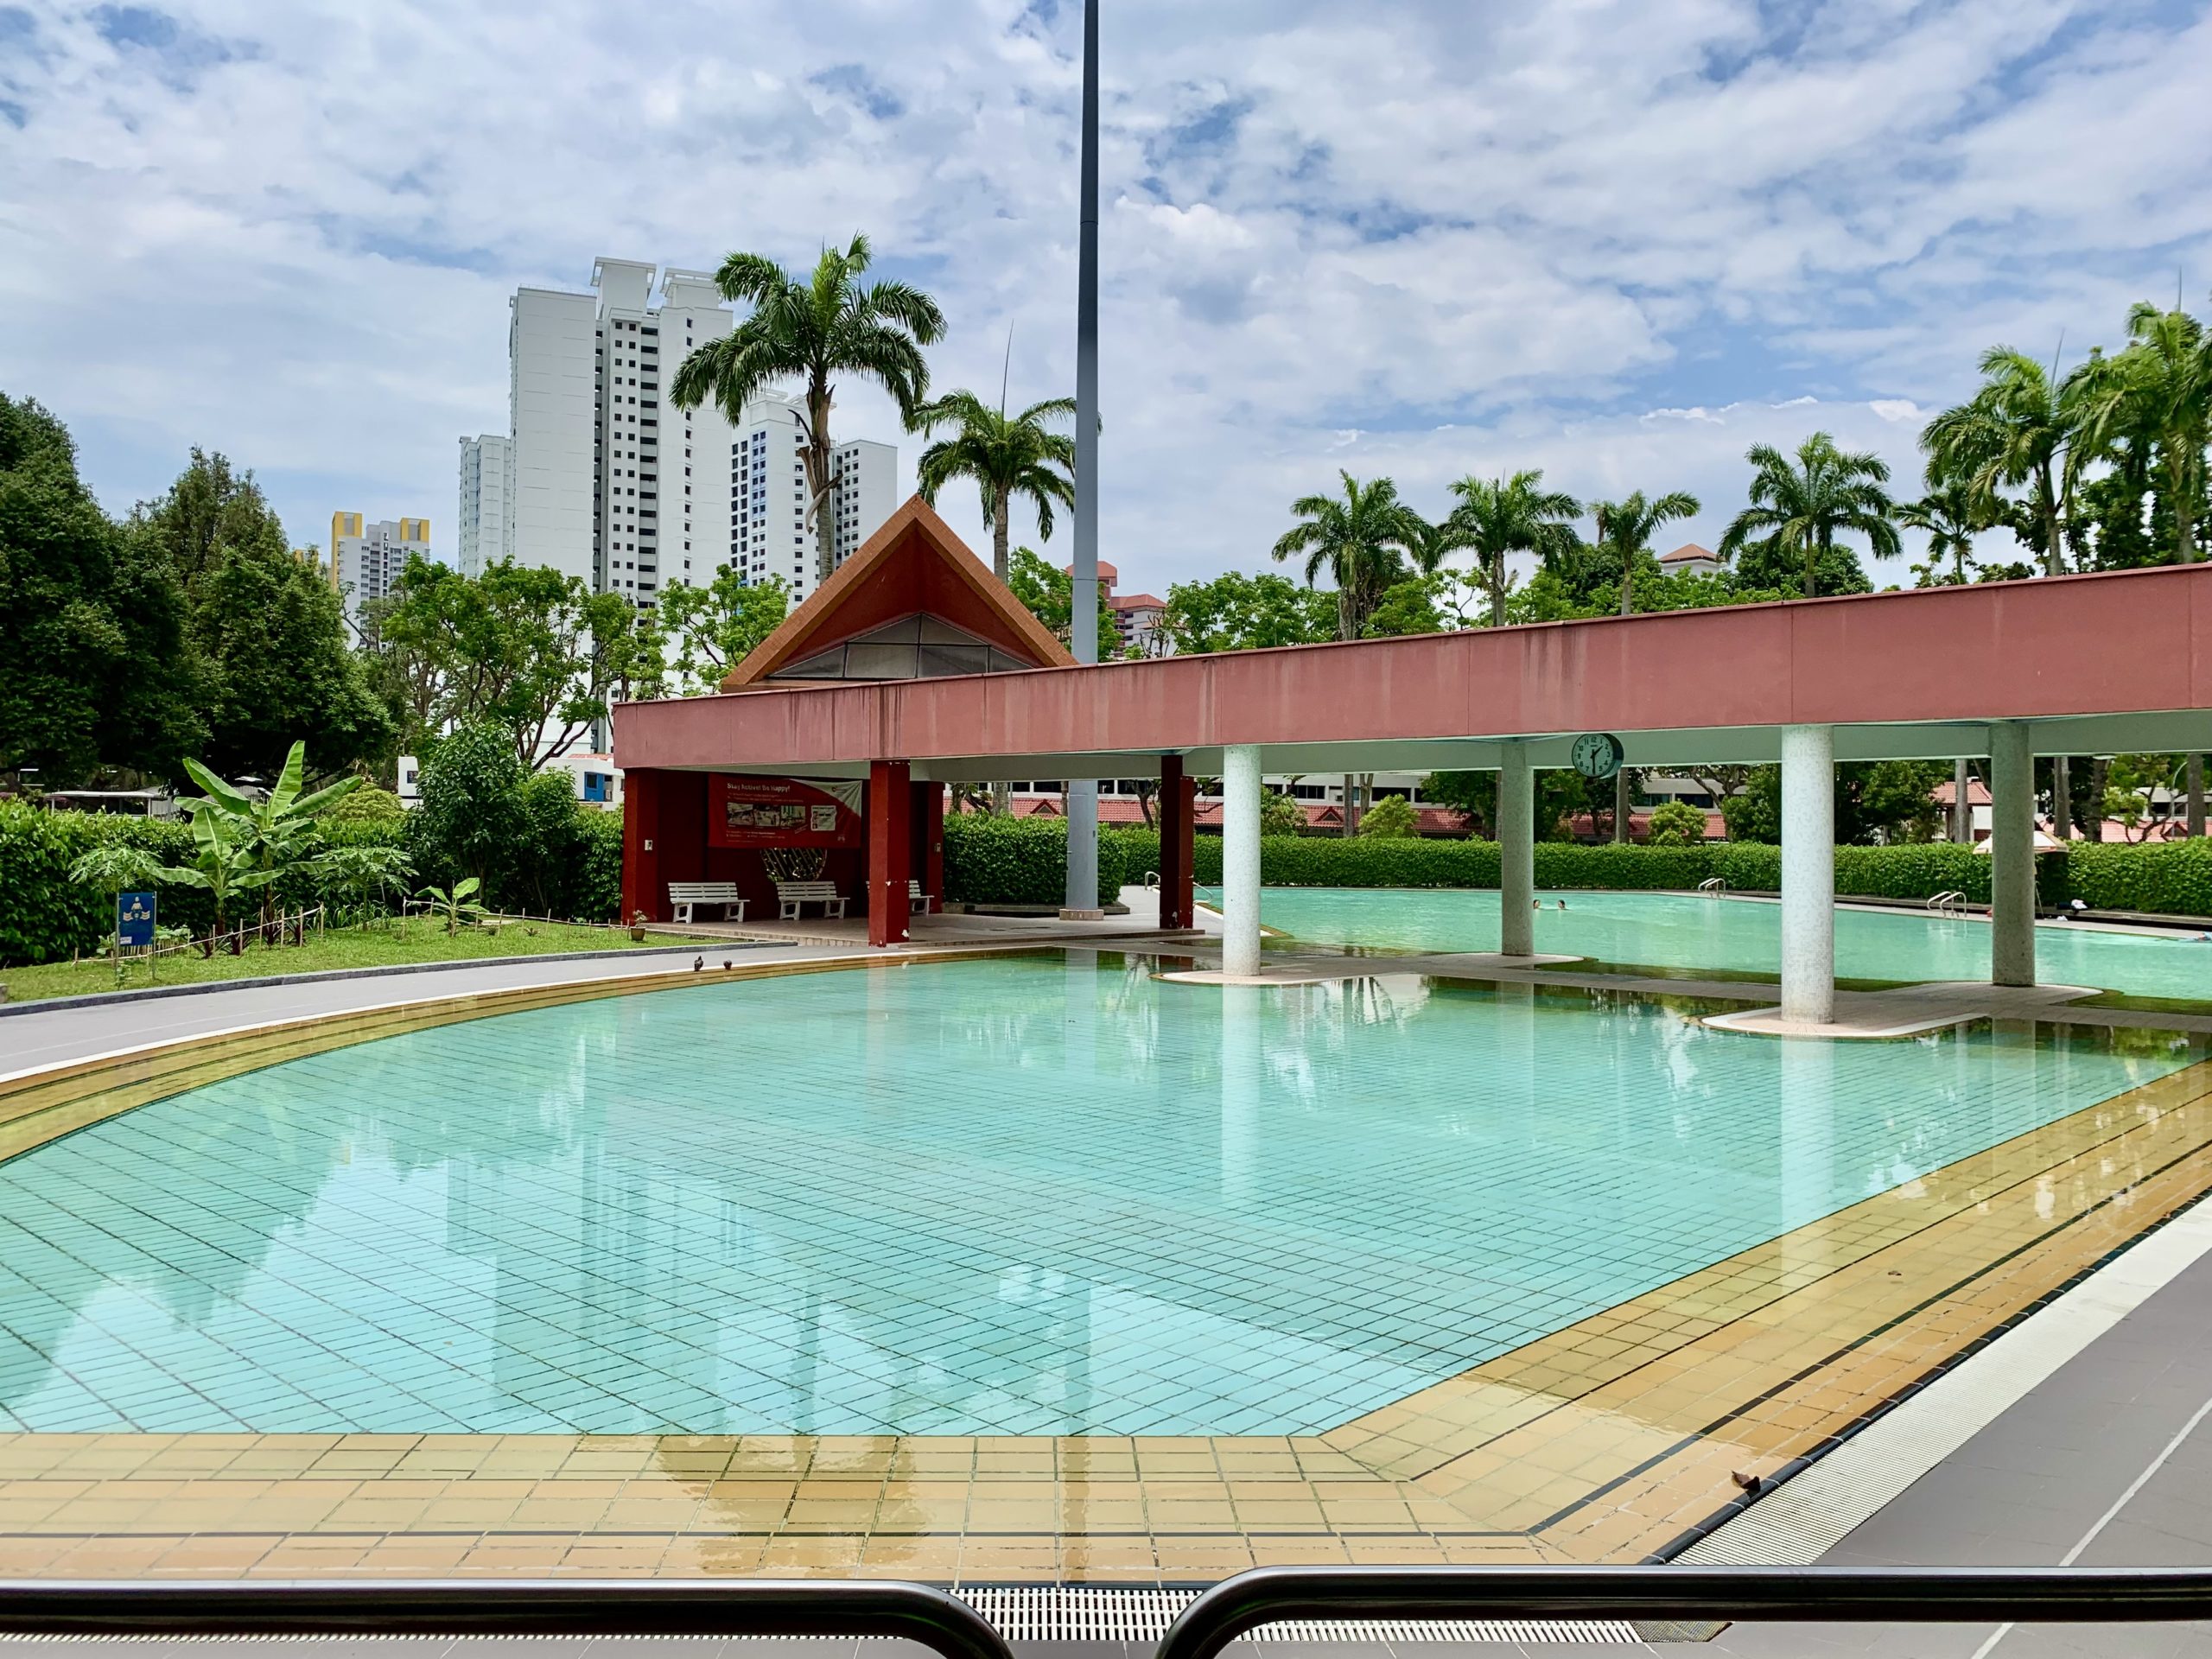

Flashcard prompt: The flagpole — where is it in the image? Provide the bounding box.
[1063,0,1102,918]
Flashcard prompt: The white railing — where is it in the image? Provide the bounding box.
[1926,890,1966,916]
[1697,877,1728,896]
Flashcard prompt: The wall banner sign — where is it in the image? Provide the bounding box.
[707,776,865,849]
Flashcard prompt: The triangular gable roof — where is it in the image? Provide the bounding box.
[1660,542,1718,564]
[722,495,1076,690]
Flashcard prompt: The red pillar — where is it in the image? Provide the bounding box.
[621,767,663,925]
[1160,755,1197,929]
[869,760,913,946]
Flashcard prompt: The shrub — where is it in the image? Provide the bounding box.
[407,724,525,890]
[942,814,1128,907]
[2070,838,2212,917]
[1645,799,1707,847]
[1357,794,1420,838]
[575,810,625,923]
[323,784,406,823]
[1260,789,1306,837]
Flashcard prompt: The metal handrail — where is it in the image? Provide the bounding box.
[0,1580,1012,1659]
[1154,1566,2212,1659]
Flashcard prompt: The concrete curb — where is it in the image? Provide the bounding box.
[0,941,785,1019]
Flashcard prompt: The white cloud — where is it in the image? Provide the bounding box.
[0,0,2204,593]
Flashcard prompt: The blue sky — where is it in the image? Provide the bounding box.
[3,0,2209,592]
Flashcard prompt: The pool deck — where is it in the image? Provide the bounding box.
[2,925,2211,1592]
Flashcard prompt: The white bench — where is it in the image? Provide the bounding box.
[775,880,847,921]
[667,881,746,925]
[908,879,934,916]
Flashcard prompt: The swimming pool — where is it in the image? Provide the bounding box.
[1225,887,2212,1000]
[0,954,2193,1439]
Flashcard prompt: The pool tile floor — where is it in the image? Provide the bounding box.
[0,957,2207,1578]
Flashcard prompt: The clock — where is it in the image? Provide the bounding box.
[1571,733,1625,781]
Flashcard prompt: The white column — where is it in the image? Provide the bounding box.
[1989,721,2037,988]
[1780,723,1835,1026]
[1499,740,1535,957]
[1221,744,1263,978]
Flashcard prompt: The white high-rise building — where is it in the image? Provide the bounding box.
[329,512,430,631]
[728,397,899,603]
[456,435,512,576]
[502,258,899,611]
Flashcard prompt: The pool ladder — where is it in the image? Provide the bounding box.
[1697,877,1728,896]
[1926,890,1966,917]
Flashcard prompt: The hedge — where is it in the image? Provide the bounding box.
[941,815,1135,908]
[1179,832,2201,917]
[0,798,624,969]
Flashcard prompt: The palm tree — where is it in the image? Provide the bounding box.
[1446,469,1581,626]
[911,391,1077,582]
[2074,302,2210,565]
[1270,472,1427,643]
[1719,433,1900,598]
[1592,489,1700,615]
[1896,483,1986,585]
[671,234,947,586]
[1920,347,2086,576]
[1273,472,1427,838]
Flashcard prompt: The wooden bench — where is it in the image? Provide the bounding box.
[667,880,746,925]
[775,880,847,921]
[908,879,934,916]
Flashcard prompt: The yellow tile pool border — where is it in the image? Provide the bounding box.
[0,958,2205,1580]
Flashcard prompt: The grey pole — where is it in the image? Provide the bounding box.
[1062,0,1102,917]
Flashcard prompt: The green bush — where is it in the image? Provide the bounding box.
[1646,799,1707,847]
[575,810,625,923]
[1357,794,1420,838]
[2070,839,2212,917]
[1181,830,2212,918]
[323,785,405,823]
[942,814,1128,907]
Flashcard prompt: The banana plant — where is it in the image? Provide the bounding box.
[416,876,489,937]
[162,808,271,954]
[182,741,363,935]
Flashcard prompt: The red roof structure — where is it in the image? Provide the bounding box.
[723,496,1073,691]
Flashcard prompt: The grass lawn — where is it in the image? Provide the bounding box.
[0,917,696,1007]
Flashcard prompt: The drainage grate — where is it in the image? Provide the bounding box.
[955,1586,1642,1644]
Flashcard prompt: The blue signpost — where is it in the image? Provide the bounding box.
[117,890,156,949]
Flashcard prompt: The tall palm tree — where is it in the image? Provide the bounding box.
[671,234,947,586]
[1920,347,2086,577]
[1446,469,1581,626]
[1592,489,1700,615]
[1719,433,1900,598]
[911,391,1077,581]
[1896,483,1986,585]
[2074,302,2210,566]
[1270,472,1427,643]
[1274,472,1427,839]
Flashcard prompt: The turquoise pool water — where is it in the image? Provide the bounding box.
[1222,887,2212,1000]
[0,955,2196,1437]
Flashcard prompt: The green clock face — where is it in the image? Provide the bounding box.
[1572,733,1624,780]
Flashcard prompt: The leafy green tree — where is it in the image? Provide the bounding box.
[1357,793,1420,838]
[1645,799,1708,847]
[1271,471,1429,641]
[1259,788,1306,837]
[1007,545,1119,657]
[1590,489,1700,614]
[1446,468,1580,626]
[130,449,390,780]
[912,390,1077,581]
[1921,350,2088,575]
[409,722,526,891]
[656,569,789,693]
[1897,484,1987,586]
[1160,570,1338,652]
[163,805,265,950]
[1720,433,1900,597]
[671,234,946,587]
[0,395,200,786]
[1363,575,1448,637]
[2073,302,2210,564]
[1721,760,1946,845]
[373,558,658,766]
[1419,770,1586,842]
